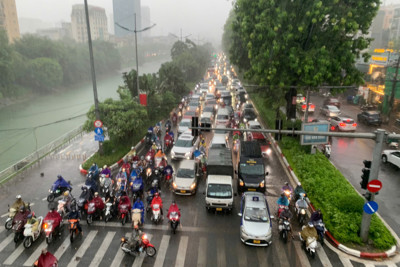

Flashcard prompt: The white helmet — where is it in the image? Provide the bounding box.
[16,195,22,199]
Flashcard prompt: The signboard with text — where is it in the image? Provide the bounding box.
[301,121,329,145]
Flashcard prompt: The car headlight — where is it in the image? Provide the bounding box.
[172,182,177,189]
[190,183,196,190]
[266,148,272,155]
[185,151,191,157]
[239,179,244,187]
[243,118,247,122]
[255,118,257,122]
[260,181,265,188]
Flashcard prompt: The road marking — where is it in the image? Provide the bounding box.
[197,237,207,267]
[89,231,115,267]
[4,243,25,265]
[42,198,47,201]
[110,242,126,267]
[317,245,333,267]
[154,235,170,267]
[23,241,48,266]
[293,241,311,267]
[175,235,188,267]
[274,237,290,267]
[53,233,71,259]
[1,213,8,218]
[217,237,226,267]
[67,230,97,267]
[338,256,353,267]
[132,234,153,267]
[0,235,13,253]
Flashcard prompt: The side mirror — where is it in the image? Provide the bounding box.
[238,213,242,217]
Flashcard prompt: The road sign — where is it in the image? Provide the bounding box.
[94,120,103,128]
[363,201,378,215]
[94,127,103,135]
[94,134,104,142]
[367,180,382,193]
[301,121,330,145]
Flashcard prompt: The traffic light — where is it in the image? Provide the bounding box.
[192,116,199,137]
[360,160,371,189]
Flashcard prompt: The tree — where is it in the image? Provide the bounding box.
[158,61,187,95]
[0,30,15,98]
[171,41,189,60]
[230,0,379,89]
[26,57,63,93]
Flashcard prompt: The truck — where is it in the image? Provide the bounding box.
[205,148,234,212]
[237,141,267,193]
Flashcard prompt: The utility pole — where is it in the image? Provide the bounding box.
[388,55,400,122]
[360,129,385,242]
[84,0,102,154]
[304,88,311,123]
[134,13,140,103]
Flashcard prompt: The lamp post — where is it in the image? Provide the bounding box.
[115,15,156,103]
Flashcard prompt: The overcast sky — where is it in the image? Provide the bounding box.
[15,0,233,46]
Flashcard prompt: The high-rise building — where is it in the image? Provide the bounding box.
[71,4,109,43]
[113,0,141,37]
[0,0,20,43]
[141,6,150,37]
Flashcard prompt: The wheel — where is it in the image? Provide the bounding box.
[382,155,388,163]
[70,231,75,243]
[299,215,305,225]
[5,220,12,230]
[14,234,19,243]
[310,251,315,259]
[105,214,110,223]
[87,215,93,225]
[282,231,287,243]
[122,216,126,225]
[47,194,55,202]
[23,236,33,248]
[46,233,53,244]
[145,246,157,257]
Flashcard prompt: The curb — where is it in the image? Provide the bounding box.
[268,134,397,259]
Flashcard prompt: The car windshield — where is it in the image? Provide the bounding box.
[244,110,255,116]
[179,121,191,127]
[207,184,232,198]
[217,115,229,120]
[244,207,269,222]
[189,102,198,106]
[368,114,380,118]
[175,139,192,147]
[201,118,211,123]
[186,111,196,116]
[250,125,261,129]
[240,163,264,176]
[328,106,339,111]
[176,168,194,178]
[204,107,213,112]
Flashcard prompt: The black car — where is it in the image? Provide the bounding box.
[357,111,382,126]
[242,108,257,122]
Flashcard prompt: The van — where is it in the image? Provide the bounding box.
[216,108,230,126]
[210,134,229,149]
[205,175,233,212]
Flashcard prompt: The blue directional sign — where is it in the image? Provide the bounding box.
[94,127,103,135]
[94,134,104,142]
[301,121,330,145]
[363,201,378,215]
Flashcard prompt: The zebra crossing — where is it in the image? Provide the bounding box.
[0,225,395,267]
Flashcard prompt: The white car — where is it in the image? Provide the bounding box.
[178,119,191,135]
[171,131,199,160]
[172,160,197,195]
[214,124,229,142]
[320,105,341,117]
[381,150,400,169]
[330,117,357,132]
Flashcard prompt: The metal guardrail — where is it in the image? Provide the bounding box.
[0,125,85,185]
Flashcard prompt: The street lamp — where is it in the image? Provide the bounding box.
[115,14,156,103]
[169,30,191,41]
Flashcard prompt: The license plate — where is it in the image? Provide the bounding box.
[216,208,222,211]
[248,188,256,191]
[253,240,260,244]
[180,190,186,193]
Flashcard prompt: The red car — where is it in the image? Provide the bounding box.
[247,132,272,157]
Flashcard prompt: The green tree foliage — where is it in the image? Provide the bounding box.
[229,0,379,89]
[0,30,15,98]
[158,62,186,95]
[26,57,63,93]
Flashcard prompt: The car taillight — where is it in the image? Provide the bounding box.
[302,105,306,109]
[339,123,345,127]
[330,126,335,131]
[352,123,357,127]
[310,105,315,108]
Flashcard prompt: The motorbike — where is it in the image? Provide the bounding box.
[104,202,114,223]
[165,122,172,133]
[120,233,157,257]
[169,211,180,234]
[23,216,43,248]
[145,132,154,146]
[233,139,240,154]
[145,149,156,166]
[314,219,326,246]
[278,218,291,243]
[282,188,293,202]
[86,198,105,225]
[145,167,153,185]
[151,203,162,224]
[164,134,174,151]
[132,208,142,227]
[163,168,173,185]
[322,144,331,159]
[47,184,71,202]
[172,114,178,126]
[12,211,29,243]
[100,176,113,197]
[5,203,30,230]
[68,218,81,243]
[77,186,92,217]
[43,215,63,244]
[277,204,287,218]
[118,201,131,225]
[130,178,144,202]
[296,205,307,226]
[299,232,318,259]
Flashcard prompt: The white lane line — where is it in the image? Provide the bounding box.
[67,230,98,267]
[236,240,247,267]
[338,256,353,267]
[197,237,207,267]
[274,238,290,267]
[132,234,153,267]
[293,241,311,267]
[110,242,126,267]
[42,198,47,201]
[154,235,170,267]
[3,243,25,265]
[0,235,13,253]
[23,241,48,266]
[89,231,115,267]
[1,213,8,218]
[217,238,226,267]
[317,245,333,267]
[174,235,188,267]
[53,233,71,259]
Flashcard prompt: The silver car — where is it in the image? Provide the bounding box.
[320,105,341,117]
[239,192,272,246]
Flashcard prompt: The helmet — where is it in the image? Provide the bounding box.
[172,200,176,205]
[308,222,314,227]
[299,193,305,199]
[297,182,301,186]
[155,169,159,174]
[57,175,62,179]
[136,197,141,202]
[27,213,33,219]
[154,192,160,197]
[64,191,69,196]
[94,192,99,197]
[103,165,107,169]
[285,182,289,186]
[281,193,285,197]
[92,163,96,166]
[134,224,139,229]
[16,195,21,199]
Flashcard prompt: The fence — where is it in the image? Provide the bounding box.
[0,125,85,185]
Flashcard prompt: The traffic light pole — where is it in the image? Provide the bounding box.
[360,129,385,242]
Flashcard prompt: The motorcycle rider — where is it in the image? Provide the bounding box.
[129,225,143,251]
[62,191,74,213]
[146,181,160,209]
[35,248,57,267]
[167,201,181,225]
[155,149,167,168]
[132,197,145,224]
[45,207,62,236]
[121,158,131,177]
[276,193,289,207]
[11,195,27,212]
[300,221,318,246]
[116,169,128,192]
[100,165,111,178]
[26,213,40,237]
[295,193,308,212]
[282,182,293,194]
[92,192,105,220]
[310,209,324,224]
[279,206,293,239]
[53,175,72,192]
[68,205,82,236]
[294,182,306,200]
[89,163,99,180]
[85,175,97,195]
[151,192,163,216]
